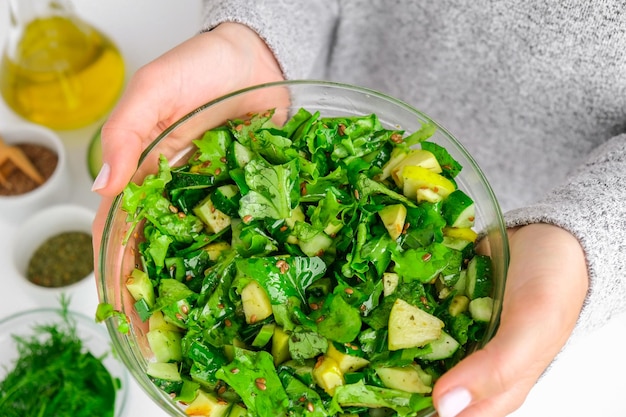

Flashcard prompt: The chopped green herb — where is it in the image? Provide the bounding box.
[0,301,120,417]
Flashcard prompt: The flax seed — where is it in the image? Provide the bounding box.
[255,378,267,391]
[276,259,289,273]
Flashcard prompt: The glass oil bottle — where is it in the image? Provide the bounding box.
[0,0,125,130]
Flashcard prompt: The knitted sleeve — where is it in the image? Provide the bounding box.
[505,134,626,339]
[201,0,339,79]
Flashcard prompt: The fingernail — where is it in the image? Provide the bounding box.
[438,387,472,417]
[91,162,110,191]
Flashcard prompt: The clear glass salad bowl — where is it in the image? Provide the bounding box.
[97,80,509,417]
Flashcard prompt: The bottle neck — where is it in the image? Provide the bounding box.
[8,0,75,28]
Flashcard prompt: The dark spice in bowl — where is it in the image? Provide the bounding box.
[0,143,58,196]
[27,231,94,288]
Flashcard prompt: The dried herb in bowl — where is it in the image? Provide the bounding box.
[0,301,120,417]
[26,231,94,288]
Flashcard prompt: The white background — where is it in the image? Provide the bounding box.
[0,1,624,416]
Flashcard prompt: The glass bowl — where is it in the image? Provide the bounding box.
[0,307,128,416]
[98,80,509,416]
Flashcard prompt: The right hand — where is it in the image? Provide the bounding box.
[432,224,588,416]
[91,22,284,259]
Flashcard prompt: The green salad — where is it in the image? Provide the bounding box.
[109,108,495,417]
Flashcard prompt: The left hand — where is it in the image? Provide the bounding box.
[432,223,589,417]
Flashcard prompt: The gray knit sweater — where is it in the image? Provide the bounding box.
[202,0,626,339]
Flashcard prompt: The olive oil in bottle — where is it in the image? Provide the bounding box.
[0,1,125,130]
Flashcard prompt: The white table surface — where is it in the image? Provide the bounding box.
[0,1,625,416]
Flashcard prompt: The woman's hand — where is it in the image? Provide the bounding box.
[91,23,284,257]
[433,223,589,417]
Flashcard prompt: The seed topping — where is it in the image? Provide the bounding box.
[255,377,267,391]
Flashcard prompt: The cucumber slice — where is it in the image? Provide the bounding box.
[149,310,181,332]
[251,323,275,348]
[466,254,493,299]
[193,194,232,234]
[146,328,183,362]
[442,189,475,228]
[454,269,468,294]
[297,230,333,257]
[146,362,183,394]
[203,241,231,261]
[375,365,432,394]
[420,331,461,361]
[442,235,475,260]
[125,268,155,308]
[87,126,103,180]
[210,184,241,217]
[469,296,494,322]
[281,359,315,386]
[228,404,248,417]
[227,140,254,169]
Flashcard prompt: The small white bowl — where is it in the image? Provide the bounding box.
[12,204,95,292]
[0,307,129,416]
[0,123,71,223]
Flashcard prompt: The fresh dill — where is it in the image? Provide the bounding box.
[0,297,119,417]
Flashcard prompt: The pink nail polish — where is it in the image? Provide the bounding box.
[438,387,472,417]
[91,162,110,191]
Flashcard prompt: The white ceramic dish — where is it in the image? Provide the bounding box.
[12,204,95,292]
[0,123,71,223]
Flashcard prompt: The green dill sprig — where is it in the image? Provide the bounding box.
[0,296,119,417]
